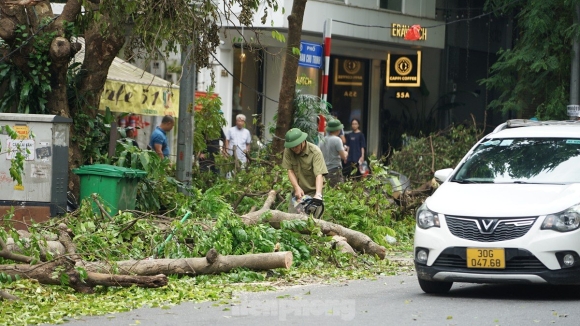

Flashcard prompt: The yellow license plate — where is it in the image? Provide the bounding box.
[466,248,505,269]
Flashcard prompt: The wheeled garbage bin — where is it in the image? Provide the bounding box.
[73,164,147,214]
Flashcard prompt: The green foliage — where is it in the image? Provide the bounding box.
[102,141,186,212]
[0,126,27,186]
[390,124,482,184]
[271,30,286,43]
[269,90,331,144]
[86,0,279,70]
[481,0,579,119]
[0,23,57,114]
[71,108,115,164]
[292,91,331,144]
[0,277,273,325]
[193,89,227,153]
[0,148,415,324]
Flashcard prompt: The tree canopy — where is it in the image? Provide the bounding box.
[0,0,279,193]
[481,0,580,119]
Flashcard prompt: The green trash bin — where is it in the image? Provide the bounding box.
[73,164,147,215]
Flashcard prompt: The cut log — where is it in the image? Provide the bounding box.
[85,272,167,288]
[80,250,294,276]
[0,259,168,293]
[332,235,355,255]
[242,191,386,259]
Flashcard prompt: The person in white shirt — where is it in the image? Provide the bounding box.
[225,114,252,164]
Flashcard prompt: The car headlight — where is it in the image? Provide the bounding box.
[416,203,440,229]
[541,204,580,232]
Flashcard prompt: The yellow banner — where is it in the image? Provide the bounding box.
[99,80,180,117]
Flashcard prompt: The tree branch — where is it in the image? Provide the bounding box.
[0,235,34,264]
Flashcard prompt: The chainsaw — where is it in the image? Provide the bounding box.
[294,195,325,219]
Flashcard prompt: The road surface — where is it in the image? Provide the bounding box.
[54,271,580,326]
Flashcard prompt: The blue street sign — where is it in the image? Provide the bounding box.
[299,41,323,69]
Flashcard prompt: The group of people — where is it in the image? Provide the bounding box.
[133,113,366,214]
[134,114,251,174]
[318,118,366,185]
[283,118,367,211]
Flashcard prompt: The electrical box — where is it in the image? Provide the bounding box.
[0,113,72,218]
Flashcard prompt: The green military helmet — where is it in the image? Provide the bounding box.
[284,128,308,148]
[326,119,343,132]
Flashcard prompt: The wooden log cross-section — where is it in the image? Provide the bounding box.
[241,191,387,260]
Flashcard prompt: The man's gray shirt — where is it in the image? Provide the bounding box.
[319,135,343,170]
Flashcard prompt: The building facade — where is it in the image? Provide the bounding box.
[138,1,453,157]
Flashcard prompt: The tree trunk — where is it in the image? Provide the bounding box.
[331,235,355,255]
[241,191,387,259]
[0,260,168,292]
[81,249,294,276]
[271,0,308,160]
[85,272,168,288]
[68,19,126,196]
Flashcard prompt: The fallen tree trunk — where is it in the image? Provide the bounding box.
[85,272,167,288]
[331,235,355,255]
[241,191,386,260]
[0,258,95,293]
[0,261,168,292]
[81,249,294,276]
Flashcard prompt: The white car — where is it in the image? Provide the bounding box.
[414,119,580,293]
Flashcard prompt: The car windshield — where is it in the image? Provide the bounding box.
[451,138,580,184]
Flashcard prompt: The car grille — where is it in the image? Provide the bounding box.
[446,216,537,242]
[433,248,547,270]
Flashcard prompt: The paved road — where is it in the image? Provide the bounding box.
[56,272,580,326]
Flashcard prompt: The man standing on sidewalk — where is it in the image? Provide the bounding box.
[319,119,347,186]
[149,115,174,160]
[225,114,252,166]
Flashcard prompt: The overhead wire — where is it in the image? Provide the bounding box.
[333,0,523,29]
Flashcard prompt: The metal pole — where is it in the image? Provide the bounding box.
[321,19,332,104]
[108,121,118,158]
[570,4,580,119]
[176,45,195,193]
[318,19,332,137]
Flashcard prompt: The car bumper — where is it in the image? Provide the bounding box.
[414,215,580,285]
[415,261,580,285]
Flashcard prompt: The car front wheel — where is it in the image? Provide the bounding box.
[418,278,453,294]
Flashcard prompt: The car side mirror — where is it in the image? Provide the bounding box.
[434,168,454,183]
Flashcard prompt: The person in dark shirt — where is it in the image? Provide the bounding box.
[344,118,366,178]
[199,128,226,174]
[124,126,139,148]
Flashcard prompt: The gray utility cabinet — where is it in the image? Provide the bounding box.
[0,113,72,216]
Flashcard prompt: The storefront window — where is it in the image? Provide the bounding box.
[296,66,320,96]
[380,0,402,11]
[232,47,263,135]
[328,56,368,134]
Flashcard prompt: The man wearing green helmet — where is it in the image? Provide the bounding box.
[282,128,328,210]
[320,119,348,186]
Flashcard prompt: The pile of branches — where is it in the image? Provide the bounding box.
[0,186,387,301]
[389,121,484,187]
